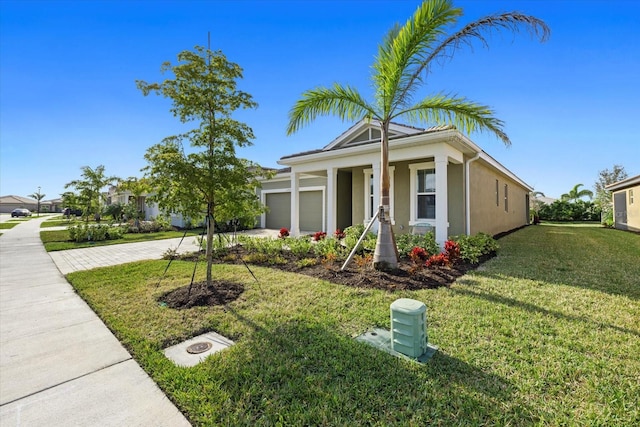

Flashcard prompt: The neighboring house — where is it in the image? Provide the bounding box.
[257,120,532,245]
[106,187,187,227]
[0,195,39,213]
[605,174,640,232]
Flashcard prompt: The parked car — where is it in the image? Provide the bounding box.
[11,208,32,217]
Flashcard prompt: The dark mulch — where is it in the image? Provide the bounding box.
[161,247,494,308]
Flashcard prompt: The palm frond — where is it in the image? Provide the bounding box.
[397,93,510,145]
[286,84,375,135]
[397,10,550,104]
[373,0,461,115]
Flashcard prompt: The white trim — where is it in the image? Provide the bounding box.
[409,162,435,226]
[364,166,395,225]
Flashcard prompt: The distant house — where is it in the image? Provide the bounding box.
[257,120,532,245]
[106,187,187,227]
[0,195,38,213]
[606,174,640,232]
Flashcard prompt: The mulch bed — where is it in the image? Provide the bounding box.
[161,247,493,309]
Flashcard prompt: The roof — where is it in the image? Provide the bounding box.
[0,195,37,204]
[605,174,640,191]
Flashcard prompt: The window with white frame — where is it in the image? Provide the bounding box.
[409,162,436,224]
[363,167,394,223]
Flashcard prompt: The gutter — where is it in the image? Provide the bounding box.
[465,153,481,235]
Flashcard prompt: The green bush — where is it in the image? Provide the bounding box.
[453,232,499,264]
[396,232,440,258]
[313,237,345,259]
[343,224,376,254]
[68,224,125,243]
[286,236,313,258]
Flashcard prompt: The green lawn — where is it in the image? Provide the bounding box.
[66,224,640,426]
[40,228,204,251]
[0,222,19,229]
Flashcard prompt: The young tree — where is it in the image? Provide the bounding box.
[137,46,267,287]
[287,0,549,270]
[561,184,594,203]
[28,189,45,217]
[64,165,118,223]
[594,164,627,224]
[118,177,152,222]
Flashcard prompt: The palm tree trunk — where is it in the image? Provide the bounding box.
[373,121,398,270]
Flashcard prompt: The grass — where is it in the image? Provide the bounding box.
[0,222,19,229]
[40,228,204,251]
[66,224,640,426]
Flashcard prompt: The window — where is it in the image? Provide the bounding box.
[630,189,635,205]
[363,167,395,223]
[417,169,436,219]
[504,184,509,212]
[495,179,499,206]
[409,162,437,225]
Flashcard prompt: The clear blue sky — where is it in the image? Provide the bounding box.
[1,0,638,201]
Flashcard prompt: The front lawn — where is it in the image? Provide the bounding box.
[66,224,640,426]
[40,228,204,251]
[0,222,19,229]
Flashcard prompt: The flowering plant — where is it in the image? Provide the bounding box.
[278,227,289,239]
[334,229,346,239]
[313,231,327,241]
[426,253,450,267]
[409,246,428,263]
[443,240,460,264]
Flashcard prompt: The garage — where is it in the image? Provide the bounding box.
[265,192,291,230]
[299,190,323,231]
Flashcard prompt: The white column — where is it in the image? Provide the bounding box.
[326,167,337,233]
[435,156,449,246]
[371,163,381,233]
[290,172,300,236]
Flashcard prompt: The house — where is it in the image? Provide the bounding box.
[257,120,532,246]
[605,174,640,232]
[106,186,188,227]
[0,195,38,213]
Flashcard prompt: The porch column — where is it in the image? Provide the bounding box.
[372,163,381,233]
[326,167,337,233]
[435,156,449,246]
[290,171,300,236]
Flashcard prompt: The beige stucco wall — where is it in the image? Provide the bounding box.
[469,160,529,236]
[613,184,640,231]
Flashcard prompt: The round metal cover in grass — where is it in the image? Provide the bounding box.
[186,342,212,354]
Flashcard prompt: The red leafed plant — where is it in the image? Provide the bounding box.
[409,246,428,263]
[443,240,460,264]
[313,231,327,241]
[278,227,289,238]
[426,253,450,267]
[334,229,346,239]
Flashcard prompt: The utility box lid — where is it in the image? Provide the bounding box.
[390,298,426,314]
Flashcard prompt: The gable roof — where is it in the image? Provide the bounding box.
[605,174,640,191]
[0,195,37,204]
[281,120,455,161]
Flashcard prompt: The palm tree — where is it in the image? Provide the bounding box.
[65,165,119,223]
[287,0,549,269]
[28,188,45,217]
[561,184,593,203]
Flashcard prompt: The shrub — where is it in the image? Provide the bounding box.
[278,227,289,238]
[296,258,317,268]
[443,240,461,264]
[334,229,346,239]
[343,224,376,254]
[396,232,440,258]
[313,237,343,259]
[287,236,313,257]
[426,253,449,267]
[68,224,123,243]
[312,231,327,241]
[453,233,499,264]
[409,246,428,264]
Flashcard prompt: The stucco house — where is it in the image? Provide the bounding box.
[0,195,39,213]
[257,120,532,246]
[606,174,640,232]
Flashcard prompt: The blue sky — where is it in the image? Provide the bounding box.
[1,0,638,202]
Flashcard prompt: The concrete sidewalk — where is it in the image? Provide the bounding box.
[0,217,190,426]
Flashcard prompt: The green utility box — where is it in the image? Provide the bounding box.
[390,298,427,358]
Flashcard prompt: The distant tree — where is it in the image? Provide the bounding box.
[287,0,549,270]
[561,184,593,203]
[594,164,627,225]
[137,46,268,287]
[64,165,118,223]
[28,190,45,217]
[529,190,545,223]
[118,177,152,222]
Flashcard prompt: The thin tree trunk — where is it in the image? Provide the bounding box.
[373,121,398,270]
[206,201,214,286]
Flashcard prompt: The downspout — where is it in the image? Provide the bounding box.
[465,152,481,235]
